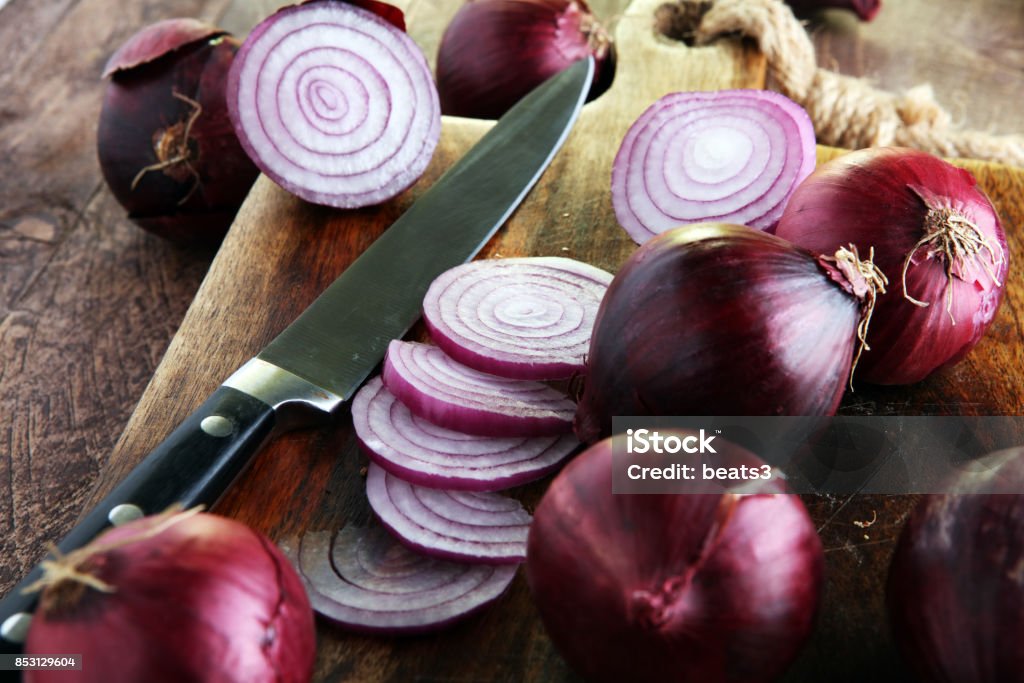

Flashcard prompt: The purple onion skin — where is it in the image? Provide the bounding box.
[25,512,315,683]
[775,147,1008,385]
[784,0,881,21]
[526,438,824,683]
[888,450,1024,683]
[575,223,860,444]
[98,20,259,244]
[436,0,613,119]
[102,18,227,75]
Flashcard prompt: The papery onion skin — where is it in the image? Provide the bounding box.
[575,223,861,444]
[887,449,1024,683]
[526,437,824,683]
[775,147,1008,385]
[227,0,441,209]
[436,0,613,119]
[422,257,613,380]
[98,19,259,244]
[785,0,881,21]
[352,377,579,490]
[24,510,315,683]
[611,89,816,243]
[102,18,227,76]
[342,0,408,30]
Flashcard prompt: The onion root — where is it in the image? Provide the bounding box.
[902,186,1006,324]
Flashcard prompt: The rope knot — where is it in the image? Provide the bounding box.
[687,0,1024,166]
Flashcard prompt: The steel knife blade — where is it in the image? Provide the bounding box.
[0,56,594,649]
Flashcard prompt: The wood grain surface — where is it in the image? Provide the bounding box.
[1,0,1023,681]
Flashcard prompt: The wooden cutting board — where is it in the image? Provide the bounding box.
[86,0,1024,680]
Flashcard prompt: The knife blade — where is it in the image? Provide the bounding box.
[0,56,594,649]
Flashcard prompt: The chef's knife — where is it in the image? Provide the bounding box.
[0,56,594,650]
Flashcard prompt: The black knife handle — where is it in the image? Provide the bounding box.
[0,385,275,652]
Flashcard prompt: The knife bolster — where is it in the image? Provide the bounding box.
[224,358,346,430]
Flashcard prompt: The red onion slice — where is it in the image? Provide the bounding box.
[227,0,441,208]
[285,527,517,634]
[352,377,578,490]
[422,257,613,380]
[382,340,576,436]
[350,376,577,489]
[611,89,816,243]
[366,463,531,564]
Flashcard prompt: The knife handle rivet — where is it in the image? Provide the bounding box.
[200,415,234,437]
[108,503,145,526]
[1,612,32,644]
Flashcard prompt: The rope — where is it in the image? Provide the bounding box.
[690,0,1024,166]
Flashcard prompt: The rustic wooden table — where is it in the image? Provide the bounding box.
[1,0,1022,680]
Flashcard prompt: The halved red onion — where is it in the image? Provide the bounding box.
[352,377,578,490]
[611,89,816,243]
[227,0,441,208]
[366,463,531,563]
[422,257,613,380]
[284,527,517,634]
[382,340,575,436]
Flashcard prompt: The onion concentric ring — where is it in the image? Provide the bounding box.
[353,377,578,490]
[366,463,531,563]
[227,1,441,208]
[611,89,816,243]
[423,257,613,379]
[383,340,576,437]
[286,527,517,634]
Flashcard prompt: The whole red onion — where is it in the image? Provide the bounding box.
[887,449,1024,683]
[98,19,259,244]
[574,223,886,443]
[436,0,614,119]
[24,509,315,683]
[775,147,1008,385]
[526,437,824,683]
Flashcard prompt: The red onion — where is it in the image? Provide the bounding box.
[574,223,887,443]
[775,147,1008,385]
[785,0,881,21]
[284,527,517,634]
[366,463,531,563]
[611,89,816,244]
[98,18,259,244]
[383,340,575,437]
[24,509,315,683]
[422,257,613,380]
[526,437,824,683]
[227,0,441,208]
[352,377,578,490]
[436,0,613,120]
[887,449,1024,683]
